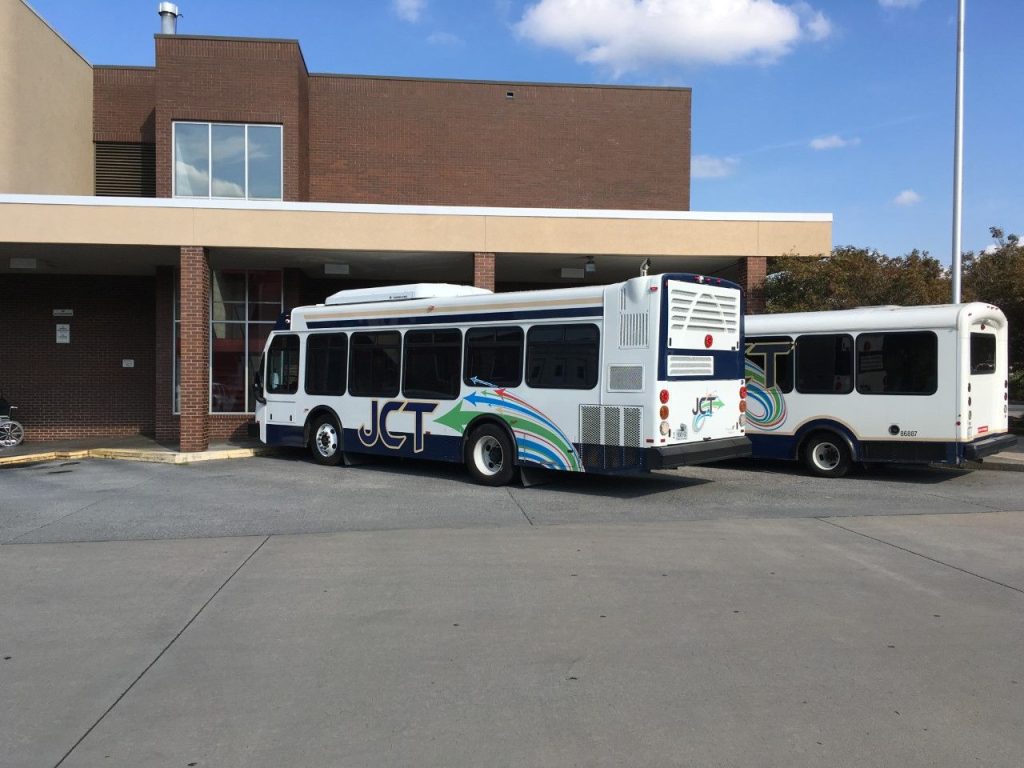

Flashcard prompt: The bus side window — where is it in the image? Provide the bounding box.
[526,324,599,390]
[266,334,300,395]
[349,331,401,398]
[464,327,524,388]
[795,334,854,394]
[857,332,937,395]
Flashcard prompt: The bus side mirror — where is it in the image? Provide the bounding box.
[253,371,266,404]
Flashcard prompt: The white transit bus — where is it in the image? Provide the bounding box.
[744,303,1017,477]
[254,273,751,485]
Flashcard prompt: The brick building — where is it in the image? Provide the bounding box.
[0,0,831,450]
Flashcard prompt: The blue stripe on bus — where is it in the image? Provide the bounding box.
[516,437,569,470]
[305,305,603,329]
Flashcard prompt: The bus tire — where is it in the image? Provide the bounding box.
[309,413,343,466]
[465,424,516,486]
[802,432,851,478]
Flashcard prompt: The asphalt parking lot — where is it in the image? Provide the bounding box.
[2,454,1023,767]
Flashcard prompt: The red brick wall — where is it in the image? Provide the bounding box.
[94,67,157,143]
[739,257,767,315]
[309,76,691,210]
[473,253,495,291]
[179,246,210,451]
[0,275,155,442]
[153,36,308,200]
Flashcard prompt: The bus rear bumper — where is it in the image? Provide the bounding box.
[647,436,752,470]
[964,433,1018,460]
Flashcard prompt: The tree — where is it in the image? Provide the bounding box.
[963,227,1024,370]
[765,246,951,314]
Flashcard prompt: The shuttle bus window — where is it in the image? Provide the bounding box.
[795,334,853,394]
[745,335,794,393]
[970,333,996,375]
[856,332,937,395]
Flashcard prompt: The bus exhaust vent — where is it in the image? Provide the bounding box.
[580,405,643,447]
[668,355,714,377]
[668,286,739,334]
[608,365,644,392]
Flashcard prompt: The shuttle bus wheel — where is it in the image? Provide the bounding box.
[310,414,343,467]
[802,432,851,478]
[466,424,515,486]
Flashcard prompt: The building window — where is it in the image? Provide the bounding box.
[204,270,282,414]
[526,324,600,390]
[173,122,283,200]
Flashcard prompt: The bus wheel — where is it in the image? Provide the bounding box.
[802,432,851,478]
[309,414,343,466]
[466,424,515,486]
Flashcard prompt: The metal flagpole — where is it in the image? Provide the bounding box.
[951,0,966,303]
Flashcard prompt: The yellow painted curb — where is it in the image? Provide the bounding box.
[0,447,273,467]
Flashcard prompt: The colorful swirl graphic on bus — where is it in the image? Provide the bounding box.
[692,394,725,433]
[744,359,788,430]
[436,378,582,472]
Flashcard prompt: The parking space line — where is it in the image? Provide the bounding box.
[52,535,272,768]
[815,517,1024,597]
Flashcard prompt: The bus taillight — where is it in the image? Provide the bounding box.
[704,334,713,348]
[739,385,748,399]
[659,389,669,404]
[659,405,670,420]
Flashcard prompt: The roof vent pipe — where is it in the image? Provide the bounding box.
[158,2,181,34]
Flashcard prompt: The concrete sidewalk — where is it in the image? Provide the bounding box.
[0,434,275,467]
[3,513,1022,767]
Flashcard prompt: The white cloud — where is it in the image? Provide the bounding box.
[516,0,832,74]
[810,134,861,150]
[428,31,463,46]
[894,189,922,206]
[692,154,739,179]
[879,0,922,9]
[394,0,426,23]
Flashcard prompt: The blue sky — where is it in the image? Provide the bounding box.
[29,0,1023,262]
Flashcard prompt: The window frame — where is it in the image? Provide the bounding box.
[305,332,349,397]
[794,333,855,395]
[265,333,301,396]
[525,323,601,391]
[402,328,463,401]
[463,326,525,389]
[970,332,997,376]
[172,121,284,201]
[348,330,403,399]
[855,330,939,396]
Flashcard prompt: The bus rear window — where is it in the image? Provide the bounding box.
[971,333,996,375]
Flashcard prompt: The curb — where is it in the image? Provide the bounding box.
[0,446,276,468]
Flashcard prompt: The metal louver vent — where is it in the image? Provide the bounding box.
[669,287,739,334]
[608,365,644,392]
[95,142,156,197]
[619,312,649,348]
[668,355,714,377]
[578,405,643,447]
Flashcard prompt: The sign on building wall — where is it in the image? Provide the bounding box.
[56,324,70,344]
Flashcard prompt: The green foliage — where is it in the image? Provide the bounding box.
[765,246,951,314]
[963,227,1024,369]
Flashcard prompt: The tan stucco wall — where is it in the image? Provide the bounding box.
[0,201,832,258]
[0,0,93,194]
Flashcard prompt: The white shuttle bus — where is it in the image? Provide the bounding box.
[254,273,751,485]
[744,303,1017,477]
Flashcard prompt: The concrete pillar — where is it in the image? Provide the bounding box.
[738,256,767,315]
[473,252,495,292]
[179,246,210,452]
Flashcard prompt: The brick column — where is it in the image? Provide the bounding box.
[154,266,178,441]
[179,246,210,452]
[738,256,767,315]
[473,252,495,292]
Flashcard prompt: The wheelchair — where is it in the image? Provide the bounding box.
[0,393,24,447]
